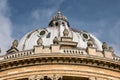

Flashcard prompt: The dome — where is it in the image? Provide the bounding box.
[1,12,120,80]
[18,12,102,51]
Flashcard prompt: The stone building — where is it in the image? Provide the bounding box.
[0,12,120,80]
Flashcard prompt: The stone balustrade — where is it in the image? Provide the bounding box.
[113,56,120,61]
[62,49,87,55]
[4,49,33,60]
[0,45,119,63]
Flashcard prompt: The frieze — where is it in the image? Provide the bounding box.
[0,70,120,79]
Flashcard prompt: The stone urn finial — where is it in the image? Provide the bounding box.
[37,37,43,46]
[102,42,108,50]
[7,40,19,54]
[109,46,114,52]
[53,36,59,45]
[12,40,19,48]
[63,28,69,37]
[87,39,93,47]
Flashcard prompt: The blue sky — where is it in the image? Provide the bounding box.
[0,0,120,56]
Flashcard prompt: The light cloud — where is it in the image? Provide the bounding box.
[32,8,55,20]
[109,20,120,56]
[31,0,64,25]
[31,8,58,28]
[91,30,102,39]
[92,21,120,56]
[74,19,120,56]
[0,0,13,55]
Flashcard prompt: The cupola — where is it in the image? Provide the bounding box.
[48,11,70,27]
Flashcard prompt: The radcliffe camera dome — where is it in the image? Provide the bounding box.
[0,12,120,80]
[18,12,102,51]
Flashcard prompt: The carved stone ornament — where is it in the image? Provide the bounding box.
[53,36,59,45]
[52,74,63,80]
[87,39,94,47]
[28,75,43,80]
[63,28,69,37]
[7,40,19,54]
[29,74,63,80]
[53,11,67,21]
[37,37,43,45]
[109,46,114,52]
[12,40,19,48]
[102,42,108,50]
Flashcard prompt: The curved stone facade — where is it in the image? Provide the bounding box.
[0,12,120,80]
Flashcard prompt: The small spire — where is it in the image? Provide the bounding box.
[57,11,62,16]
[56,11,62,18]
[57,11,61,14]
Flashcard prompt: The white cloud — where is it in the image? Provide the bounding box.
[0,0,13,55]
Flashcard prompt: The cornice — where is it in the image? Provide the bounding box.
[0,53,120,72]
